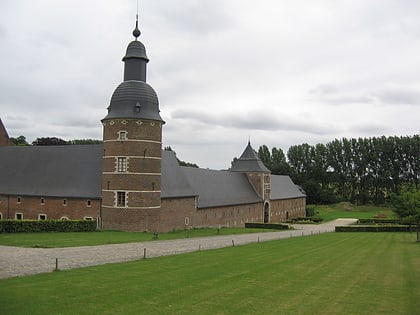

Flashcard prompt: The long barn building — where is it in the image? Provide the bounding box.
[0,19,305,232]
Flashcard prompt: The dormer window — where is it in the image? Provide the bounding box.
[119,131,127,140]
[135,102,141,113]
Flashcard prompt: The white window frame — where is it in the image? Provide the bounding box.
[38,214,47,220]
[63,199,67,206]
[84,216,94,221]
[117,157,127,173]
[15,213,23,220]
[40,197,45,205]
[87,199,91,207]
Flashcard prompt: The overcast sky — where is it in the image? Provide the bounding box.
[1,0,419,169]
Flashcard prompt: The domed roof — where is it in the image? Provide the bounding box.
[104,80,164,122]
[123,40,149,62]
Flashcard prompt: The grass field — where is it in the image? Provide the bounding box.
[0,227,279,248]
[312,202,395,222]
[1,233,418,314]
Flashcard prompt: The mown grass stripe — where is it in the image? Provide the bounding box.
[0,233,418,315]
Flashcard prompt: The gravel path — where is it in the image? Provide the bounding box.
[0,219,357,279]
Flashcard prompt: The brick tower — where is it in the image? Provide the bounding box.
[101,17,164,231]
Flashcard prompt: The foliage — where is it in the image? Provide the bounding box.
[32,137,68,146]
[257,145,290,175]
[67,139,103,145]
[9,135,29,146]
[391,187,420,241]
[164,146,199,168]
[335,225,413,232]
[259,135,419,204]
[391,187,420,223]
[0,220,96,233]
[1,233,418,314]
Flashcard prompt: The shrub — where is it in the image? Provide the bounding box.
[335,225,413,232]
[245,223,289,230]
[0,220,96,233]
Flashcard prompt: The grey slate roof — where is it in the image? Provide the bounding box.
[161,150,196,198]
[270,175,306,200]
[104,80,164,122]
[180,167,262,208]
[0,145,102,199]
[0,145,304,206]
[230,141,270,173]
[123,40,149,62]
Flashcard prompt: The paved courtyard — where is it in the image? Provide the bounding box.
[0,219,357,279]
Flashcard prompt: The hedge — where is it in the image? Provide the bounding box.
[245,222,289,230]
[357,218,410,225]
[335,225,414,232]
[0,220,97,233]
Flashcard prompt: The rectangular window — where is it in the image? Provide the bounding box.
[117,191,126,207]
[119,131,127,140]
[87,199,91,207]
[84,216,94,221]
[63,199,67,206]
[39,214,47,220]
[15,213,23,220]
[41,197,45,205]
[17,196,21,203]
[117,157,127,172]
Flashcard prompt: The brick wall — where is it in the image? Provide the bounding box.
[269,197,306,221]
[0,119,10,146]
[0,195,100,220]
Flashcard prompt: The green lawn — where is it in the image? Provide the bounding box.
[0,227,279,248]
[1,233,418,315]
[311,202,396,221]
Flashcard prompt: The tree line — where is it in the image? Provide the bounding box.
[10,136,102,146]
[258,135,419,205]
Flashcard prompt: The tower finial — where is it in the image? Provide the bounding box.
[132,2,141,40]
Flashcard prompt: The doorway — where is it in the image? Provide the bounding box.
[263,202,269,223]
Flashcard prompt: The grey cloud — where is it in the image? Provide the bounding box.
[171,108,338,135]
[308,84,375,105]
[373,86,420,106]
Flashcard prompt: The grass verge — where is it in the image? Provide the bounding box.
[311,202,395,222]
[0,227,279,248]
[0,233,418,314]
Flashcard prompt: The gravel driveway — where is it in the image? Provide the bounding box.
[0,219,356,279]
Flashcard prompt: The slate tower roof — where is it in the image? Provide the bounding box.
[230,141,270,172]
[103,17,163,122]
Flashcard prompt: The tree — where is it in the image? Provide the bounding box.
[68,139,103,145]
[391,187,420,242]
[10,135,29,146]
[32,137,68,146]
